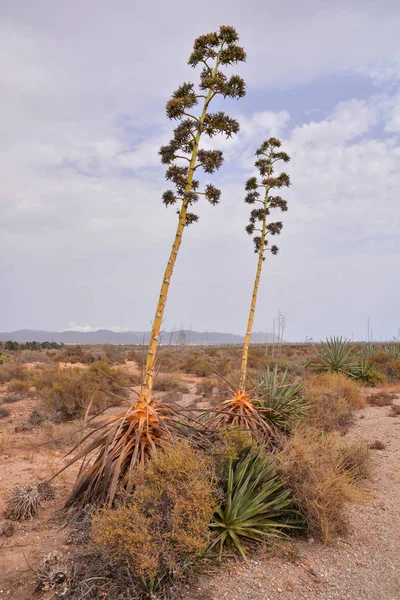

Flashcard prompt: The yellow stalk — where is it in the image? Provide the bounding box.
[238,175,271,393]
[141,52,222,404]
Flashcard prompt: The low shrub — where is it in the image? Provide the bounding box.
[304,373,364,432]
[2,392,26,404]
[368,352,400,383]
[0,362,29,384]
[5,485,40,521]
[58,345,89,364]
[7,379,30,394]
[88,361,132,390]
[369,440,386,450]
[0,406,11,418]
[339,438,371,480]
[212,426,254,464]
[390,404,400,417]
[196,378,216,397]
[350,358,387,385]
[367,391,395,406]
[0,519,15,537]
[276,427,361,543]
[35,365,129,421]
[91,442,215,597]
[152,373,189,393]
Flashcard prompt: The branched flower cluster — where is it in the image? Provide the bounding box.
[245,137,290,255]
[159,26,246,225]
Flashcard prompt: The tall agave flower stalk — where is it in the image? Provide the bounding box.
[64,26,246,509]
[141,25,246,405]
[211,138,290,439]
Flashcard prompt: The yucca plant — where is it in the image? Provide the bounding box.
[308,336,359,376]
[209,448,300,559]
[63,27,246,509]
[255,366,308,431]
[210,138,290,439]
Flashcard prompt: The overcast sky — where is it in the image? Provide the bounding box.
[1,0,399,341]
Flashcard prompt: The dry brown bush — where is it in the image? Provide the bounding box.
[196,378,216,397]
[91,442,215,595]
[276,427,363,543]
[339,438,371,480]
[7,379,30,393]
[152,373,189,393]
[0,405,11,418]
[304,373,364,432]
[34,363,130,421]
[0,361,29,384]
[369,440,386,450]
[369,352,400,383]
[366,391,395,406]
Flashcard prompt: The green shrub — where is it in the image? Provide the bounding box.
[210,447,300,559]
[91,442,215,596]
[0,352,9,365]
[350,359,387,385]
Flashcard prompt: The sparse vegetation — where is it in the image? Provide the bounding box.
[7,378,31,393]
[152,373,190,393]
[0,361,29,384]
[34,364,129,421]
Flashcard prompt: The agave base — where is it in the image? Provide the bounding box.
[210,390,276,442]
[63,396,173,510]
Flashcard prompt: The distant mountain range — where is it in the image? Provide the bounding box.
[0,329,282,345]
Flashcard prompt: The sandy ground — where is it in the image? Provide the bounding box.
[0,379,399,600]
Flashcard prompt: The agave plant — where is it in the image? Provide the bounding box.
[308,336,359,376]
[209,448,300,559]
[209,138,291,440]
[63,397,174,508]
[62,26,247,509]
[255,366,308,430]
[384,344,400,360]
